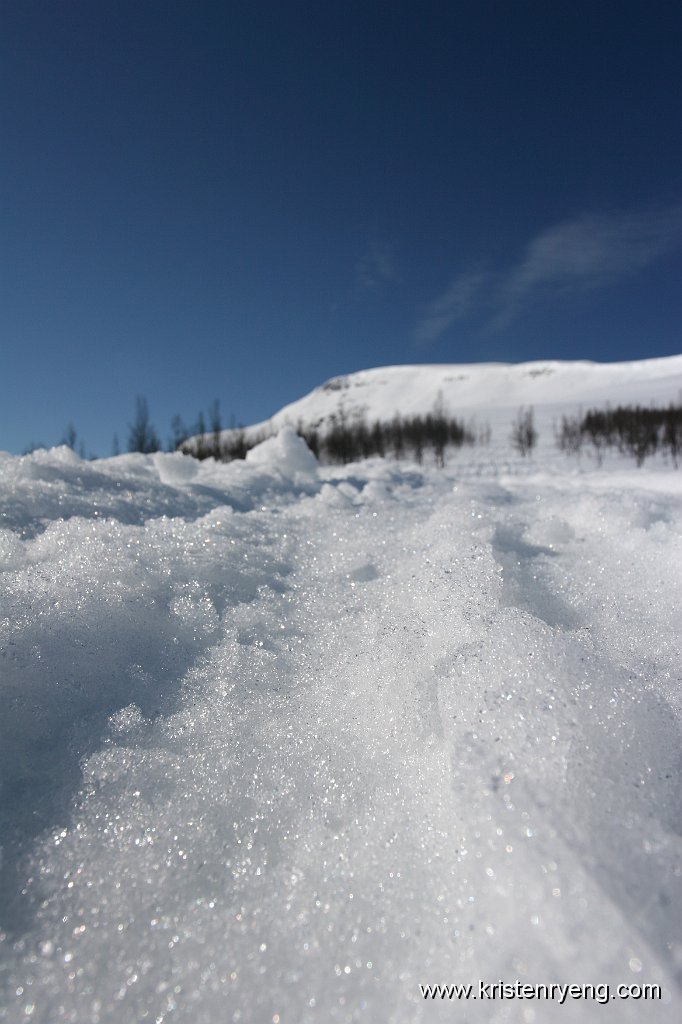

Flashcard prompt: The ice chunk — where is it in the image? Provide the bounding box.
[245,425,318,480]
[152,449,200,485]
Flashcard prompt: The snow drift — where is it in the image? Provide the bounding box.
[1,364,682,1023]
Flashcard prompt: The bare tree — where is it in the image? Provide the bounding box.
[431,391,448,468]
[128,396,160,453]
[208,399,222,459]
[193,410,208,459]
[169,414,189,452]
[61,422,78,449]
[511,406,538,457]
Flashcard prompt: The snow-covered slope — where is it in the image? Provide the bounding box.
[1,368,682,1022]
[186,355,682,453]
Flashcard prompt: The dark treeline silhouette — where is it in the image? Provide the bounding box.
[24,422,87,457]
[23,397,230,458]
[556,404,682,467]
[127,396,161,454]
[180,408,478,467]
[126,398,231,456]
[303,410,476,466]
[510,406,537,457]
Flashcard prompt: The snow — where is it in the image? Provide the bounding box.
[245,426,319,481]
[1,361,682,1023]
[184,354,682,455]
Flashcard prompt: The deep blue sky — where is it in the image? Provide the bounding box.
[2,0,681,455]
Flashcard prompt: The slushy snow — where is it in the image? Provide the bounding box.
[1,364,682,1023]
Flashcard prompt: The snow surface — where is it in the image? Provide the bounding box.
[1,366,682,1023]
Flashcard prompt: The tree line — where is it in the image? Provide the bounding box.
[22,396,682,469]
[23,397,228,459]
[180,403,481,467]
[555,403,682,466]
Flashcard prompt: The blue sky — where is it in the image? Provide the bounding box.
[2,0,681,456]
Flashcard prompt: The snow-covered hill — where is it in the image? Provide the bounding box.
[1,361,682,1023]
[184,355,682,456]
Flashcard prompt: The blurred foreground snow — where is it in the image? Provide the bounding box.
[1,429,681,1022]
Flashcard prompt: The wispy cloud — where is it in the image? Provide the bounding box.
[494,203,682,328]
[413,268,491,344]
[355,240,396,291]
[414,202,682,343]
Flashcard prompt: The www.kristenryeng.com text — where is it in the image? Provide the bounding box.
[419,980,663,1004]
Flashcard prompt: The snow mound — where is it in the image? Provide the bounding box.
[245,425,318,480]
[0,427,681,1023]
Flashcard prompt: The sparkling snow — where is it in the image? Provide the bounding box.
[1,409,681,1022]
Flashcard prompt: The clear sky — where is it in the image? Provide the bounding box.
[2,0,681,456]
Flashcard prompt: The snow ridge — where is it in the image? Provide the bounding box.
[184,354,682,453]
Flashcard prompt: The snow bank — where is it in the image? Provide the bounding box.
[0,431,319,539]
[185,354,682,458]
[0,438,681,1023]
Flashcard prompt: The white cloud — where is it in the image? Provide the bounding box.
[414,202,682,342]
[413,268,491,345]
